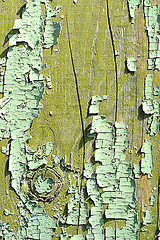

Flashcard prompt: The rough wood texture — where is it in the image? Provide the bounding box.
[0,0,159,239]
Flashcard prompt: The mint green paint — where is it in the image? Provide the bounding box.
[148,115,159,136]
[133,163,140,179]
[46,75,52,89]
[141,139,153,178]
[54,155,60,165]
[143,210,153,225]
[147,58,154,70]
[68,185,75,194]
[26,145,47,170]
[0,0,158,239]
[154,86,159,96]
[0,0,61,239]
[34,173,54,194]
[89,95,107,114]
[4,209,13,216]
[127,57,137,72]
[82,97,139,239]
[144,0,151,7]
[66,197,88,225]
[0,214,57,240]
[142,74,160,136]
[150,195,155,206]
[70,234,85,240]
[127,0,142,18]
[144,4,160,71]
[45,142,54,156]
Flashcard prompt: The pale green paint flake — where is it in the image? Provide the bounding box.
[45,142,54,156]
[0,214,57,240]
[144,4,160,71]
[143,210,153,225]
[34,173,54,194]
[141,139,154,178]
[53,155,60,165]
[44,20,61,49]
[89,95,107,114]
[46,75,52,89]
[142,74,160,128]
[128,0,142,19]
[148,115,159,136]
[127,57,137,71]
[150,195,155,206]
[70,234,85,240]
[66,195,89,226]
[133,163,140,179]
[84,162,94,179]
[144,0,151,6]
[154,86,159,96]
[4,209,13,216]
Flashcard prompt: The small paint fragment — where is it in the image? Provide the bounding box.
[133,163,140,179]
[154,86,159,96]
[150,195,155,206]
[46,142,54,156]
[53,155,60,165]
[44,21,61,49]
[127,57,137,71]
[46,75,52,89]
[144,0,151,6]
[66,196,88,225]
[127,0,142,19]
[143,210,153,225]
[5,190,9,195]
[89,95,107,114]
[115,50,119,56]
[148,115,159,136]
[141,139,154,178]
[4,209,13,216]
[70,235,85,240]
[1,146,7,154]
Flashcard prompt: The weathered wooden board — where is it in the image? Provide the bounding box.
[0,0,159,239]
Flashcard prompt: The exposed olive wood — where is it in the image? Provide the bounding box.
[0,0,159,239]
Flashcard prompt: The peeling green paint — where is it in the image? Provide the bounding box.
[0,0,61,239]
[133,163,140,179]
[141,139,153,178]
[127,0,142,19]
[82,97,139,239]
[142,210,153,225]
[127,57,137,72]
[0,0,159,238]
[154,86,159,96]
[142,74,160,136]
[89,95,107,115]
[150,195,155,206]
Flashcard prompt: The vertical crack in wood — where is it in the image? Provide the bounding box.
[105,0,118,124]
[65,5,86,234]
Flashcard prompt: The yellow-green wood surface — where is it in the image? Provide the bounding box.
[0,0,159,239]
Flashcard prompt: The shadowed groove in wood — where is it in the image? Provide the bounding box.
[65,4,86,234]
[105,0,118,124]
